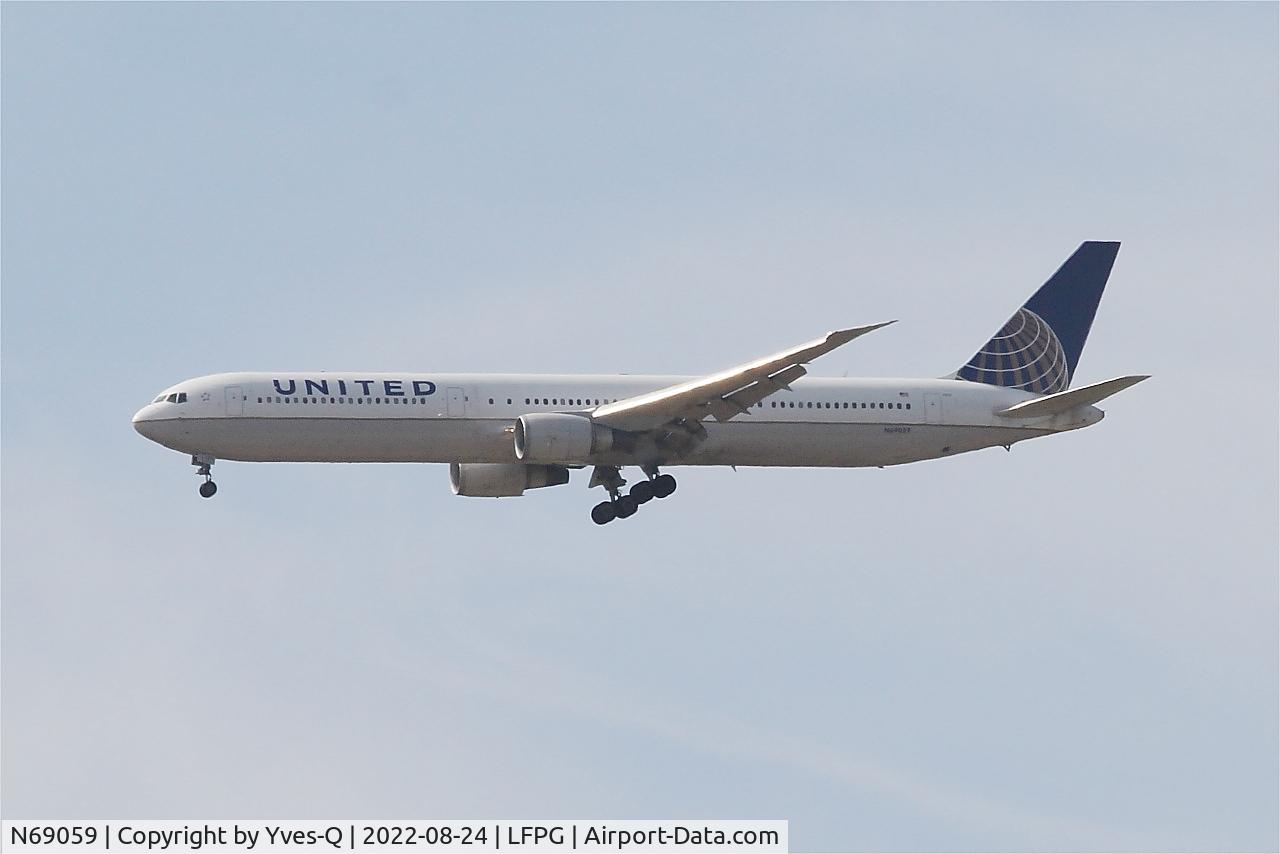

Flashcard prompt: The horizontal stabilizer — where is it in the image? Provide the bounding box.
[995,375,1150,419]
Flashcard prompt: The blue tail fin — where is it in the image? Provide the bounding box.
[955,241,1119,394]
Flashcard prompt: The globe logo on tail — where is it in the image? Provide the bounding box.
[957,307,1069,394]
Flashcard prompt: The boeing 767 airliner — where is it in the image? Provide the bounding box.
[133,242,1147,524]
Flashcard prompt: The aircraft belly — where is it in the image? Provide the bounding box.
[669,422,1043,467]
[150,416,1044,468]
[159,417,515,463]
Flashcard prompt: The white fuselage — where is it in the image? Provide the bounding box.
[131,372,1103,469]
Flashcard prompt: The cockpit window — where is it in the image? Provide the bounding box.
[177,392,187,403]
[166,393,178,403]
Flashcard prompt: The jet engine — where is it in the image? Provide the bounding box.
[514,413,614,464]
[449,462,570,497]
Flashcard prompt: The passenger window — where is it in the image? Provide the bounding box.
[488,398,494,404]
[897,403,903,409]
[906,403,911,409]
[879,403,885,409]
[507,398,512,405]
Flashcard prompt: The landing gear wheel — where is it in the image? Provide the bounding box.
[614,495,639,518]
[652,474,677,498]
[199,480,218,498]
[629,480,655,504]
[591,502,617,525]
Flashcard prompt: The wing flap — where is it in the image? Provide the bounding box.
[706,365,809,421]
[995,375,1150,419]
[594,322,894,431]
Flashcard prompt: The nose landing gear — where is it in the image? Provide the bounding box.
[192,454,217,498]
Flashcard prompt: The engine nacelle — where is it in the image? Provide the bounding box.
[514,413,614,464]
[449,462,570,497]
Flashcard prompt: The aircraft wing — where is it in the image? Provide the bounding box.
[592,321,895,432]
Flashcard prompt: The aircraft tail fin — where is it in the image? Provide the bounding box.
[954,241,1120,394]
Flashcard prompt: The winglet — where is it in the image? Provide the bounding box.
[805,321,896,362]
[996,375,1150,419]
[827,320,896,349]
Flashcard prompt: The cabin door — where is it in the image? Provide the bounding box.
[225,385,245,416]
[923,393,943,425]
[447,386,466,417]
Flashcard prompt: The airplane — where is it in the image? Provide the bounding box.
[133,241,1148,524]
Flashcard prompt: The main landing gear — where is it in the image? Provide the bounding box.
[193,454,218,498]
[590,466,678,525]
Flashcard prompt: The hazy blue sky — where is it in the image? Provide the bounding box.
[3,3,1276,851]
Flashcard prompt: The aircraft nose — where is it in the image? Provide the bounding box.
[132,405,158,438]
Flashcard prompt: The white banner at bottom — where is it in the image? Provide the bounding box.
[1,821,788,854]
